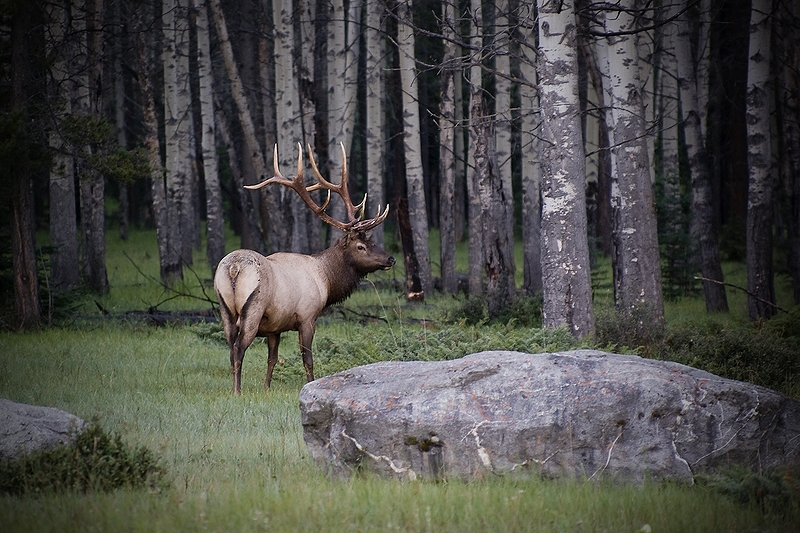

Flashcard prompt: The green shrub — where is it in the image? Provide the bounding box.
[696,466,800,515]
[0,419,168,496]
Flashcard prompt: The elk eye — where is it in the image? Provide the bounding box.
[357,243,366,251]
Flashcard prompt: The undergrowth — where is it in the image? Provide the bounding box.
[0,419,168,496]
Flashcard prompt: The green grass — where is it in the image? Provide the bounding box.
[1,227,798,532]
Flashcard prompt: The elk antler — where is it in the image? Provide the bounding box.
[244,143,389,233]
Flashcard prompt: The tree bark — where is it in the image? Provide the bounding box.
[46,0,80,291]
[9,2,41,329]
[195,0,225,274]
[599,0,664,324]
[536,0,595,338]
[398,0,433,299]
[467,0,484,298]
[518,7,542,297]
[366,0,387,248]
[79,0,108,294]
[438,0,458,296]
[674,3,728,312]
[210,0,278,252]
[495,0,516,297]
[745,0,776,320]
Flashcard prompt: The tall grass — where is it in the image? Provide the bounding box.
[1,228,798,531]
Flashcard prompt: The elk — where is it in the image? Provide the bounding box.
[214,143,394,394]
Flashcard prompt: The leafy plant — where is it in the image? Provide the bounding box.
[696,466,800,515]
[0,419,168,496]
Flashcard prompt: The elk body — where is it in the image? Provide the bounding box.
[214,144,394,394]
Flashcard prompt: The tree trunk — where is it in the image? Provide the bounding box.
[366,0,387,248]
[599,1,664,324]
[325,0,360,242]
[79,0,108,294]
[195,0,225,274]
[658,9,686,296]
[745,0,776,320]
[438,0,458,296]
[134,4,170,283]
[494,0,516,297]
[536,0,595,338]
[398,0,433,299]
[674,4,728,312]
[9,2,41,329]
[46,0,80,291]
[776,0,800,305]
[210,0,278,252]
[274,0,308,253]
[518,11,542,297]
[467,0,484,298]
[162,0,188,282]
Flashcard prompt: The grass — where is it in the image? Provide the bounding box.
[1,227,799,531]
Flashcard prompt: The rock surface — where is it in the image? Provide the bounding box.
[0,399,85,460]
[299,350,800,482]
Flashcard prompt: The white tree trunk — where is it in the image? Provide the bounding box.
[195,0,225,273]
[467,0,484,297]
[398,0,433,298]
[536,0,595,337]
[494,0,516,296]
[600,0,664,323]
[438,0,458,295]
[745,0,775,320]
[674,1,728,312]
[365,0,386,248]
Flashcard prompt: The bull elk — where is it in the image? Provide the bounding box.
[214,143,394,394]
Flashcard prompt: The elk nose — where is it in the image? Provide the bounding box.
[388,256,396,267]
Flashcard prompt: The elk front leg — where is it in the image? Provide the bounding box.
[299,323,316,382]
[264,333,280,390]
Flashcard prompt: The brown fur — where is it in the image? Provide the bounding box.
[214,231,394,394]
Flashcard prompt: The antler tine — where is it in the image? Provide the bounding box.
[353,203,390,233]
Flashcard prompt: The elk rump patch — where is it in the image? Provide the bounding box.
[299,350,800,482]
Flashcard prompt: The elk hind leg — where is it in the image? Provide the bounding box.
[299,323,316,382]
[264,334,280,390]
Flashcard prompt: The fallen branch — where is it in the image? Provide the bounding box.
[123,251,218,311]
[694,276,788,314]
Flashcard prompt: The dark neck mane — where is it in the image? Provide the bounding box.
[315,240,364,307]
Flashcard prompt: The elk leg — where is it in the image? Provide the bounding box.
[231,303,261,395]
[299,323,315,382]
[264,334,280,390]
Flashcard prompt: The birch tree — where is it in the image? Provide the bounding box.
[162,0,191,280]
[518,4,542,297]
[745,0,776,320]
[398,0,433,298]
[466,0,484,297]
[495,0,516,297]
[536,0,595,337]
[438,0,458,296]
[598,0,664,324]
[365,0,387,248]
[210,0,278,252]
[674,1,728,312]
[195,0,225,273]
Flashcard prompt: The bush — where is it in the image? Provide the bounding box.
[696,466,800,515]
[0,419,168,496]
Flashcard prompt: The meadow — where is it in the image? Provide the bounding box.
[1,227,798,532]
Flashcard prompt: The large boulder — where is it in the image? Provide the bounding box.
[0,399,85,461]
[299,350,800,482]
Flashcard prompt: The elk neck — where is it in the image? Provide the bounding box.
[316,237,365,307]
